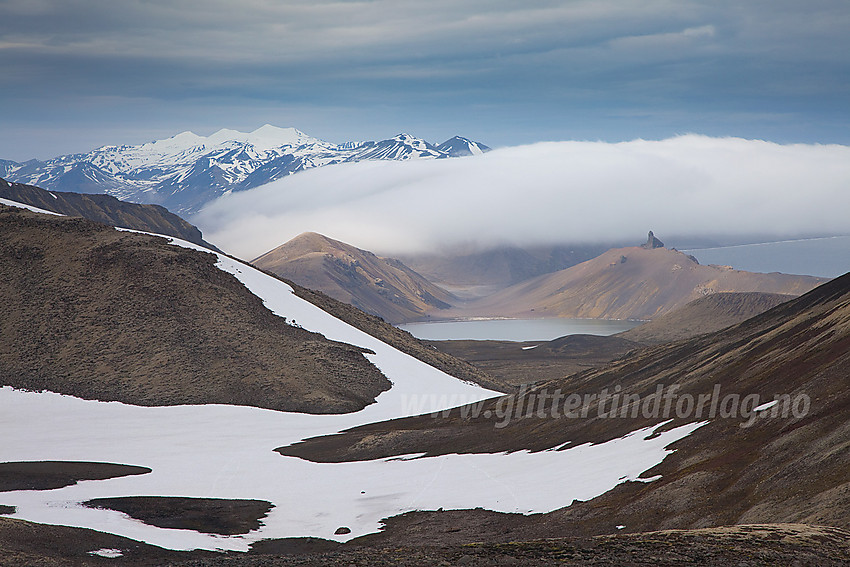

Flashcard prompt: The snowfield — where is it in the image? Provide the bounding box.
[0,200,707,551]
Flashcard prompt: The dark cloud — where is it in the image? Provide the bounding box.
[1,1,848,159]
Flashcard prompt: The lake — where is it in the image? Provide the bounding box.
[397,318,644,342]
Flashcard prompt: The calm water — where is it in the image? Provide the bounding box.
[397,318,643,342]
[683,236,850,278]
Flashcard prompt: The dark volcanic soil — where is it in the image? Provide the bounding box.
[83,497,273,535]
[0,461,151,492]
[0,205,390,413]
[618,291,795,344]
[427,334,642,388]
[1,519,846,566]
[0,517,213,566]
[0,177,217,250]
[279,272,850,533]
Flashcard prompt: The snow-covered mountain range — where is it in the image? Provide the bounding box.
[1,126,489,215]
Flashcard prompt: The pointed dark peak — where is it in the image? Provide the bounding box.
[641,231,665,249]
[435,136,490,157]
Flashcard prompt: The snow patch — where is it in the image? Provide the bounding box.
[0,197,62,215]
[0,387,706,552]
[753,400,779,412]
[0,229,709,552]
[88,548,124,558]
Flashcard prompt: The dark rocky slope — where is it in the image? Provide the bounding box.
[0,205,389,413]
[0,519,846,566]
[280,270,850,531]
[0,177,217,249]
[618,291,795,344]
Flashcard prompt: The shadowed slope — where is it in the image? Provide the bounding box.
[618,291,795,344]
[0,205,389,413]
[0,177,217,250]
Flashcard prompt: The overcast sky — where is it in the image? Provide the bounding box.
[2,0,849,161]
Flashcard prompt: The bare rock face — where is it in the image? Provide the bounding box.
[641,230,665,249]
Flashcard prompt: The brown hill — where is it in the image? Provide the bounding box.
[0,204,389,414]
[280,270,850,533]
[253,232,457,324]
[618,291,795,344]
[447,245,827,320]
[0,177,217,250]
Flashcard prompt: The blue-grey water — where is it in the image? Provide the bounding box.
[397,318,643,342]
[683,236,850,278]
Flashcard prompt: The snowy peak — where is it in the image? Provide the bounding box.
[204,125,320,152]
[348,133,444,161]
[437,136,491,157]
[1,127,489,215]
[249,124,313,148]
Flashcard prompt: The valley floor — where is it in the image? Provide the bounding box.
[1,520,848,566]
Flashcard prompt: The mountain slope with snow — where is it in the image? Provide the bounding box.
[282,268,850,537]
[0,177,216,249]
[436,135,490,156]
[0,199,705,551]
[0,204,394,414]
[2,126,489,215]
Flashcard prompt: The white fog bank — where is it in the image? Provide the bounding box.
[193,135,850,260]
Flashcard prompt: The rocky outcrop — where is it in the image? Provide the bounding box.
[0,178,218,250]
[641,230,665,249]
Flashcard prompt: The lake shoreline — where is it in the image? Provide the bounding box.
[398,317,645,342]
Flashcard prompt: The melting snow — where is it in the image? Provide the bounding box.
[0,229,708,552]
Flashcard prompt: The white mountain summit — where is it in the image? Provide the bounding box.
[2,126,489,215]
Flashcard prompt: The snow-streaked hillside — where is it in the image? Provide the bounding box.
[0,196,61,215]
[1,126,489,215]
[0,198,706,552]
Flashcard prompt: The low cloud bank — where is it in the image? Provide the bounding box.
[194,135,850,260]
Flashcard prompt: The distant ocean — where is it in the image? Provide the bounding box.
[683,236,850,278]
